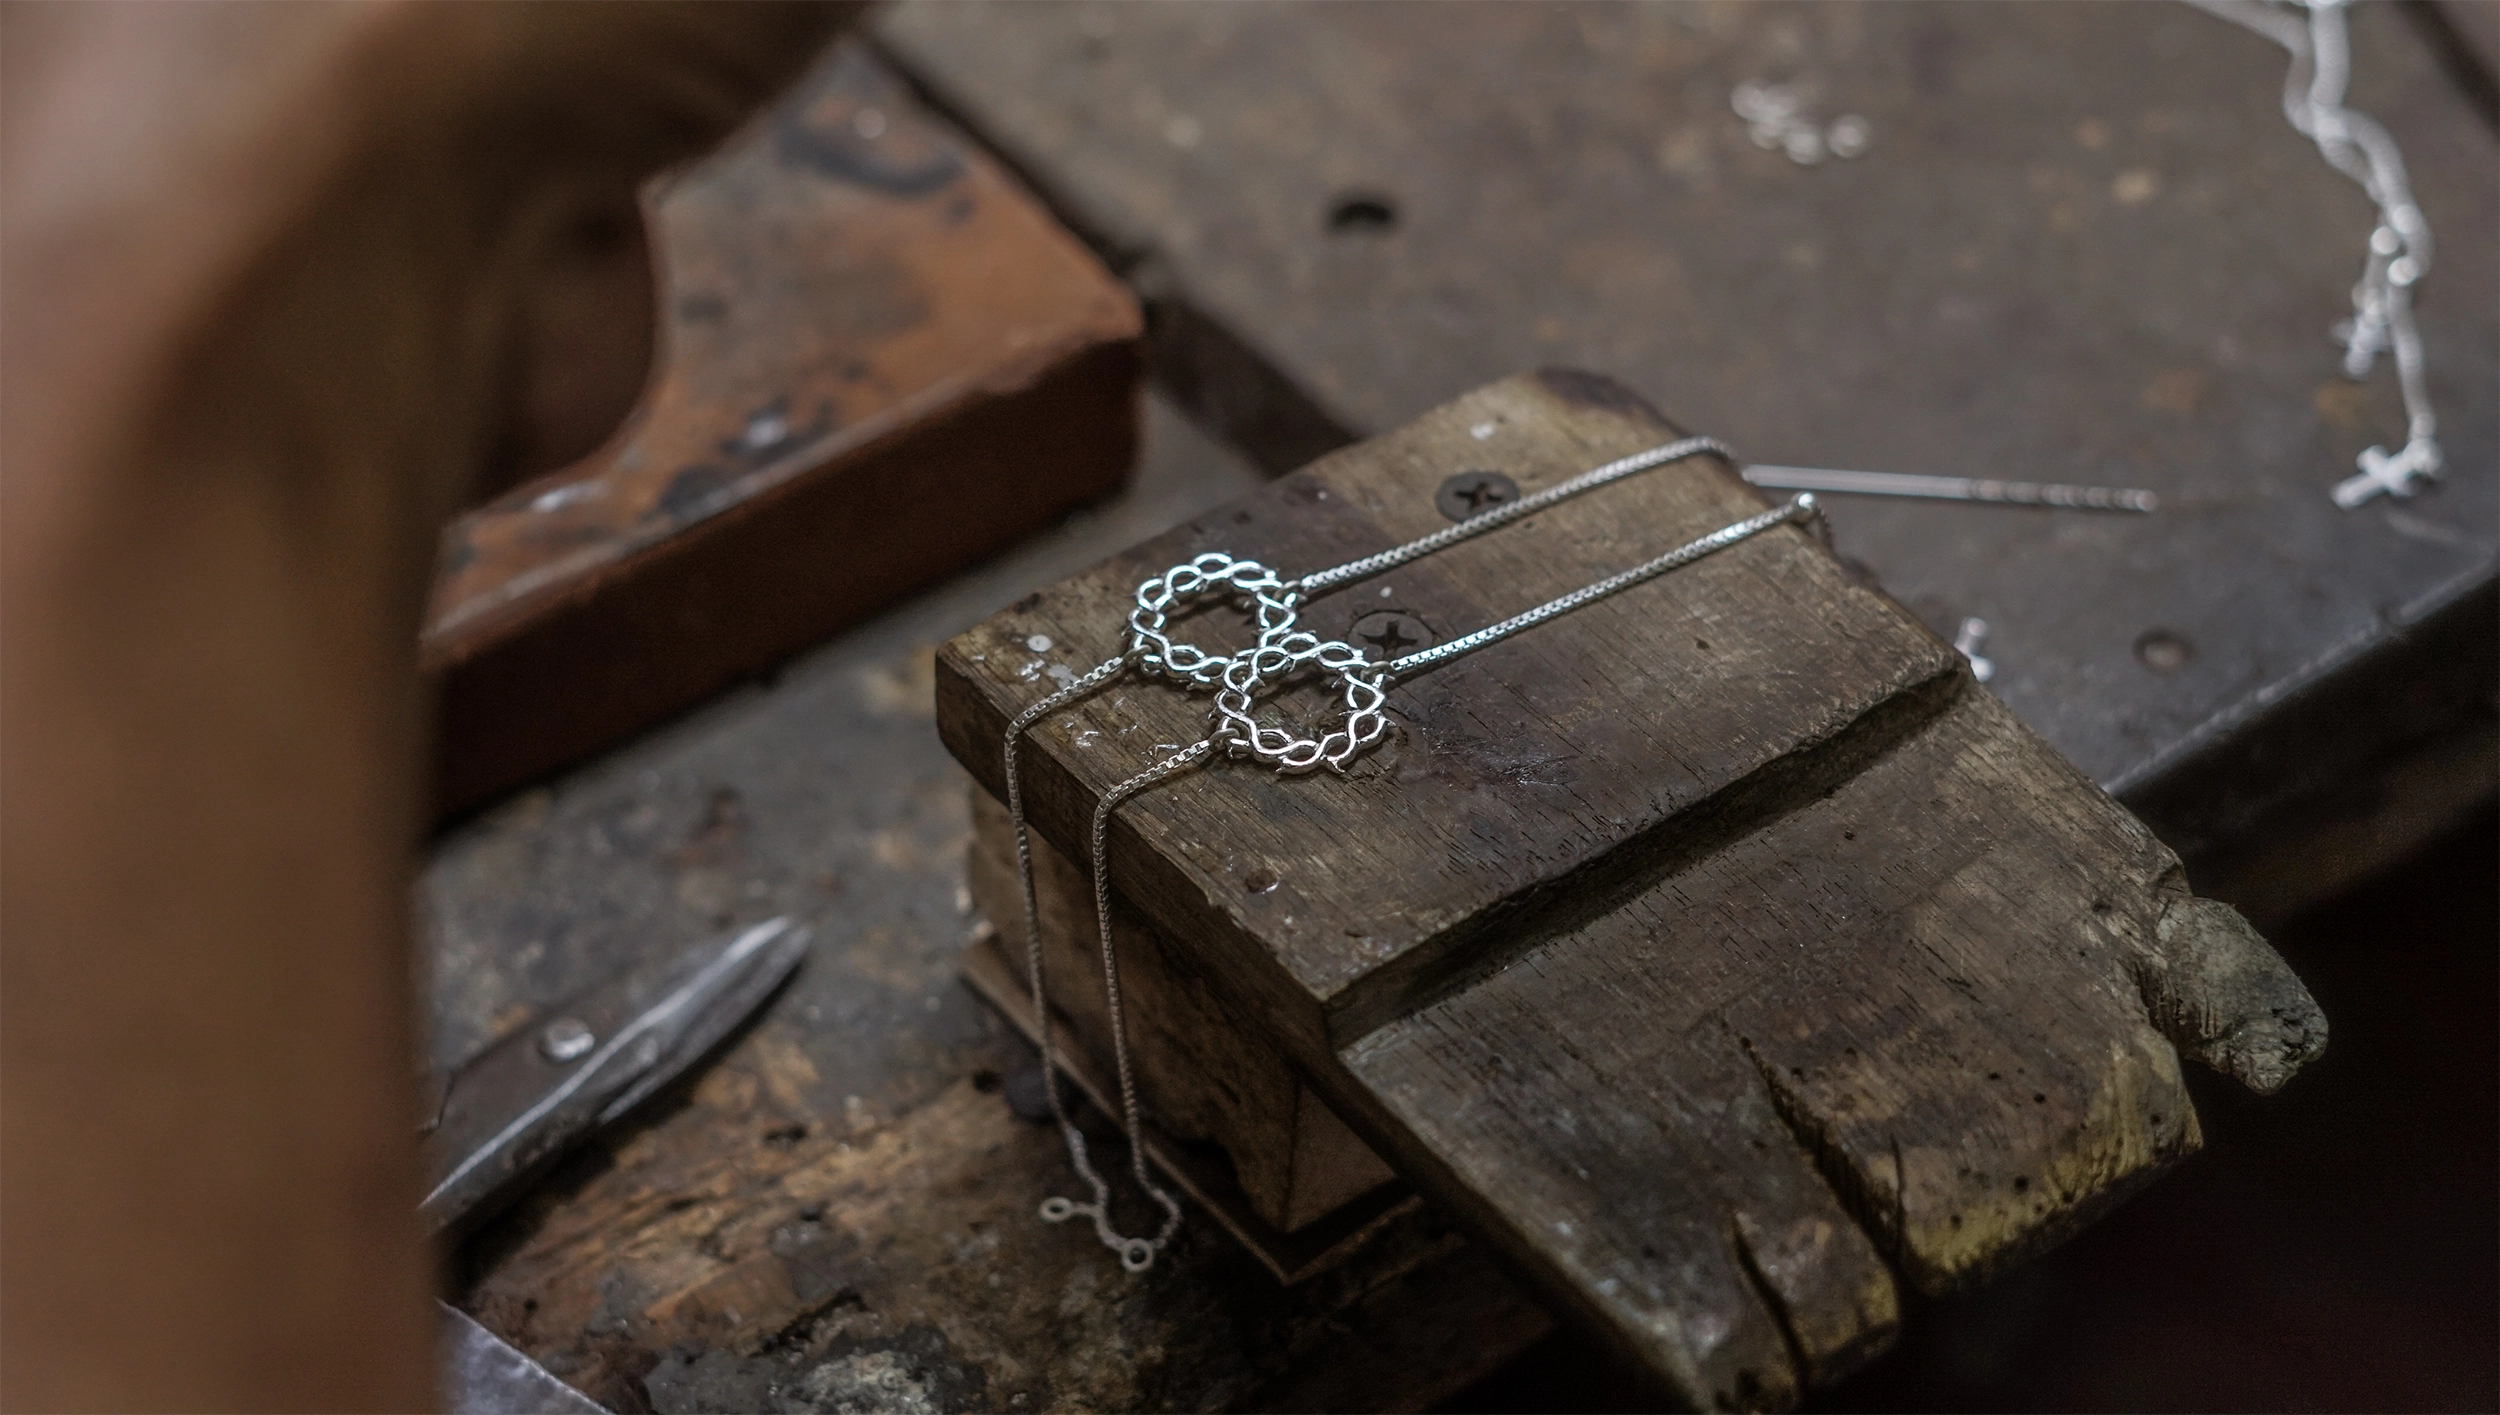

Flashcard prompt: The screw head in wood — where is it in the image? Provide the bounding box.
[1349,610,1434,659]
[1436,470,1519,522]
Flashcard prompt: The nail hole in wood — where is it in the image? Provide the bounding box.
[1326,192,1398,235]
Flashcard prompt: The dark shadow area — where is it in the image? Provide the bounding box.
[1442,804,2499,1414]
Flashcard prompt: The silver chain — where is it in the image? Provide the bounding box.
[1295,436,1732,594]
[1378,498,1814,678]
[1002,657,1179,1268]
[1000,434,1813,1269]
[2190,0,2442,507]
[1044,739,1211,1270]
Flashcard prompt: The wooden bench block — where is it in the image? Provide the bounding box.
[937,370,2324,1407]
[423,44,1141,817]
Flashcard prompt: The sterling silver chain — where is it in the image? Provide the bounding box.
[999,436,1820,1269]
[2191,0,2443,506]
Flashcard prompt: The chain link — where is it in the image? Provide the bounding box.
[1294,436,1735,594]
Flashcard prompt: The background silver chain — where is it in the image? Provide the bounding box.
[2189,0,2443,507]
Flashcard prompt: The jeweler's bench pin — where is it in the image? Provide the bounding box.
[997,433,1811,1270]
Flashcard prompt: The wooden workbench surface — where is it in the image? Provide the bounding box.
[880,0,2497,919]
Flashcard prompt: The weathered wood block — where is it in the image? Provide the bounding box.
[936,371,2325,1409]
[423,44,1140,817]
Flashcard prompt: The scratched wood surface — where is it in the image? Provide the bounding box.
[883,0,2499,923]
[423,43,1140,817]
[936,372,2325,1408]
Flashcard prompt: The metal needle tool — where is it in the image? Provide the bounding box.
[1742,464,2159,512]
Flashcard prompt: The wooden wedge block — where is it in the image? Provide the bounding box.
[424,44,1140,817]
[936,370,2325,1409]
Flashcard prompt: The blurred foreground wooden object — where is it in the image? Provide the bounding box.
[936,371,2326,1408]
[423,44,1140,817]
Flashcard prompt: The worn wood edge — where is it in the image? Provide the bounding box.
[1949,689,2332,1108]
[1747,688,2181,1298]
[1314,683,2328,1400]
[428,341,1140,818]
[2141,888,2328,1095]
[424,316,1139,664]
[1742,1020,2198,1300]
[1323,1015,1895,1412]
[1744,687,2321,1296]
[957,927,1422,1287]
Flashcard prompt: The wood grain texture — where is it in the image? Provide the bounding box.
[936,371,2326,1409]
[884,0,2499,924]
[424,43,1140,817]
[459,1064,1544,1414]
[1337,686,2234,1404]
